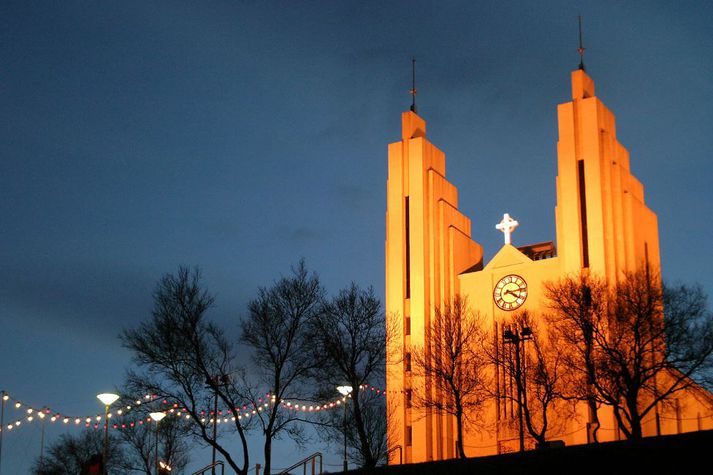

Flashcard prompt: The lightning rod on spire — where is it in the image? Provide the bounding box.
[409,57,417,113]
[578,15,586,71]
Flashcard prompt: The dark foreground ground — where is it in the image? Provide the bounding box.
[350,430,713,475]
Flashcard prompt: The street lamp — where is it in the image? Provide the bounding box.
[150,412,166,475]
[205,374,230,475]
[97,393,120,474]
[336,385,353,472]
[502,326,532,452]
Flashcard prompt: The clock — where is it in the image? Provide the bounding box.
[493,274,528,311]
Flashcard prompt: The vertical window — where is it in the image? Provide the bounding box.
[405,316,411,336]
[405,352,411,372]
[406,425,412,446]
[578,160,590,268]
[405,196,411,299]
[405,389,412,408]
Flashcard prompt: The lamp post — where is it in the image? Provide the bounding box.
[97,393,120,474]
[1,391,8,475]
[205,374,230,475]
[336,385,353,472]
[38,410,46,469]
[150,412,166,475]
[502,326,532,452]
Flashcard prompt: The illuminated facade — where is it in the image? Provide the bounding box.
[385,69,713,462]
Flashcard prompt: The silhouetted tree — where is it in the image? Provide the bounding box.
[309,284,389,468]
[490,311,573,448]
[597,269,713,439]
[116,407,192,474]
[31,429,123,475]
[409,295,489,458]
[240,260,323,475]
[663,281,713,392]
[546,269,713,440]
[121,267,252,475]
[544,273,608,442]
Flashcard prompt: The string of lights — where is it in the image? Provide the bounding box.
[0,384,386,435]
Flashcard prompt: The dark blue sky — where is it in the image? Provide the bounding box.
[2,1,712,472]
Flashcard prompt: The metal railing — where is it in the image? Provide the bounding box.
[277,452,323,475]
[191,461,225,475]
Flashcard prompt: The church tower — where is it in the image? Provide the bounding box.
[555,69,660,280]
[386,57,712,461]
[385,111,483,463]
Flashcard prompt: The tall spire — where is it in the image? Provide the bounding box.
[409,57,417,113]
[577,15,586,71]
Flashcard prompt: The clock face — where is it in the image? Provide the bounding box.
[493,274,528,311]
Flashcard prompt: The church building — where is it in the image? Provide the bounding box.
[385,66,713,462]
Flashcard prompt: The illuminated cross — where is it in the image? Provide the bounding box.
[496,213,519,245]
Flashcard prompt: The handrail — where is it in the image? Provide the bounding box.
[191,460,225,475]
[277,452,323,475]
[387,445,403,465]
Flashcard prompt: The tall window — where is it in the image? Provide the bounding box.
[578,160,590,268]
[405,196,411,298]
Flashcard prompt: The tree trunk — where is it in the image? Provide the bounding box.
[612,406,631,440]
[264,435,273,475]
[584,329,600,443]
[216,442,246,475]
[522,403,547,448]
[352,389,376,467]
[627,397,643,440]
[587,396,600,443]
[455,407,466,459]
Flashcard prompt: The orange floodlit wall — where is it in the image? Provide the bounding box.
[555,69,660,279]
[385,111,483,463]
[385,70,713,462]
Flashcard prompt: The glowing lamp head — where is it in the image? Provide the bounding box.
[336,385,353,396]
[97,393,120,406]
[150,412,167,422]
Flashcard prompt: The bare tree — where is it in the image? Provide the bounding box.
[663,281,713,391]
[409,295,489,458]
[240,260,323,475]
[546,269,713,440]
[309,284,388,468]
[121,267,252,475]
[117,408,192,474]
[544,272,608,442]
[595,269,713,439]
[490,311,572,448]
[32,429,124,475]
